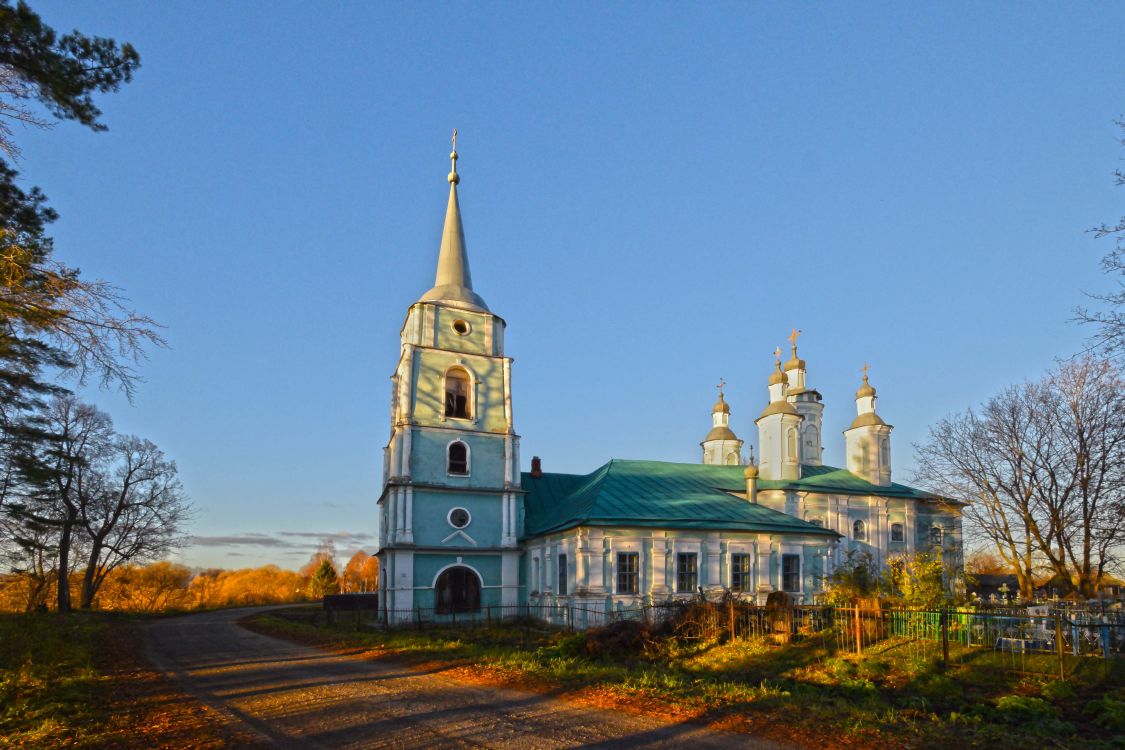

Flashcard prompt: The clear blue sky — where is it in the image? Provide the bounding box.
[17,2,1125,569]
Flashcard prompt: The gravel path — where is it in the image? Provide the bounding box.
[144,607,789,749]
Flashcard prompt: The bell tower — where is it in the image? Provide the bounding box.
[377,133,522,618]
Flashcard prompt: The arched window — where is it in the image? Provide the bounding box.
[891,522,904,542]
[444,367,471,419]
[434,565,481,614]
[724,451,739,465]
[804,425,819,451]
[447,441,469,475]
[880,438,890,466]
[853,519,867,541]
[930,526,944,547]
[787,429,797,460]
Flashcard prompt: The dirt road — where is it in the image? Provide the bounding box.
[144,607,787,749]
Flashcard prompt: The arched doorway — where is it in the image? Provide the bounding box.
[434,565,481,614]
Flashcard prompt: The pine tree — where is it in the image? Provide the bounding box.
[307,559,339,599]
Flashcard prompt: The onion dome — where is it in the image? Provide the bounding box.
[705,425,739,442]
[743,462,759,479]
[849,412,887,429]
[712,391,731,414]
[784,329,805,371]
[856,369,876,399]
[768,360,788,386]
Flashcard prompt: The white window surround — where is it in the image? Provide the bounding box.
[442,364,476,422]
[446,439,471,476]
[446,506,472,529]
[430,562,483,589]
[780,551,802,594]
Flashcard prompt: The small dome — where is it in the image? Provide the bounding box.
[768,368,788,386]
[856,376,876,399]
[712,393,730,414]
[704,425,740,443]
[848,412,888,429]
[743,463,759,479]
[757,400,799,419]
[784,355,805,372]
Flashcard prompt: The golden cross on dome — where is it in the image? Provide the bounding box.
[448,129,460,184]
[861,362,871,380]
[716,377,726,396]
[773,346,782,363]
[788,328,802,348]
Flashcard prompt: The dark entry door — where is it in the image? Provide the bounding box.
[435,566,481,613]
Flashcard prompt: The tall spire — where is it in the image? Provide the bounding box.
[419,129,490,312]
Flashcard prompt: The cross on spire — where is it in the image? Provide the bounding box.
[788,328,802,349]
[716,377,726,397]
[448,128,460,184]
[861,362,870,381]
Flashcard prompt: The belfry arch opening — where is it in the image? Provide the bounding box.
[434,565,481,614]
[444,367,471,419]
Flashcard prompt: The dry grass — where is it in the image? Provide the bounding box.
[249,607,1125,750]
[0,612,261,749]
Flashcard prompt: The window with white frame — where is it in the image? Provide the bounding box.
[781,554,801,593]
[676,553,698,593]
[853,519,867,541]
[557,553,568,595]
[617,552,639,594]
[891,522,904,542]
[731,553,752,592]
[447,441,469,475]
[930,526,944,547]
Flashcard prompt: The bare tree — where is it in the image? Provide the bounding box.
[76,435,189,608]
[1075,119,1125,361]
[915,357,1125,599]
[0,62,50,159]
[19,396,113,612]
[6,395,188,611]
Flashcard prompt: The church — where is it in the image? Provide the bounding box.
[376,140,964,621]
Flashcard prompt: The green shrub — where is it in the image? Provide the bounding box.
[1040,680,1075,702]
[995,695,1073,735]
[824,656,856,680]
[995,695,1060,721]
[909,673,963,709]
[553,633,586,659]
[1085,697,1125,731]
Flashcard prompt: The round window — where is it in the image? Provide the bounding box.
[451,320,470,335]
[448,507,471,529]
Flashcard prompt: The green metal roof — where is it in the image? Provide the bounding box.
[767,462,946,501]
[520,459,949,539]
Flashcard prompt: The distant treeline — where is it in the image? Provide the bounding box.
[0,550,377,613]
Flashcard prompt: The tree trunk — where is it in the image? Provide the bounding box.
[56,519,73,613]
[79,540,103,609]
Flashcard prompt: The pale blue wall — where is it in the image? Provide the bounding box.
[410,489,505,548]
[409,429,507,489]
[413,553,506,609]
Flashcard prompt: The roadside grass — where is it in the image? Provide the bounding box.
[248,607,1125,750]
[0,611,258,749]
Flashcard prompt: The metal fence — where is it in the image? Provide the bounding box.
[365,600,1124,674]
